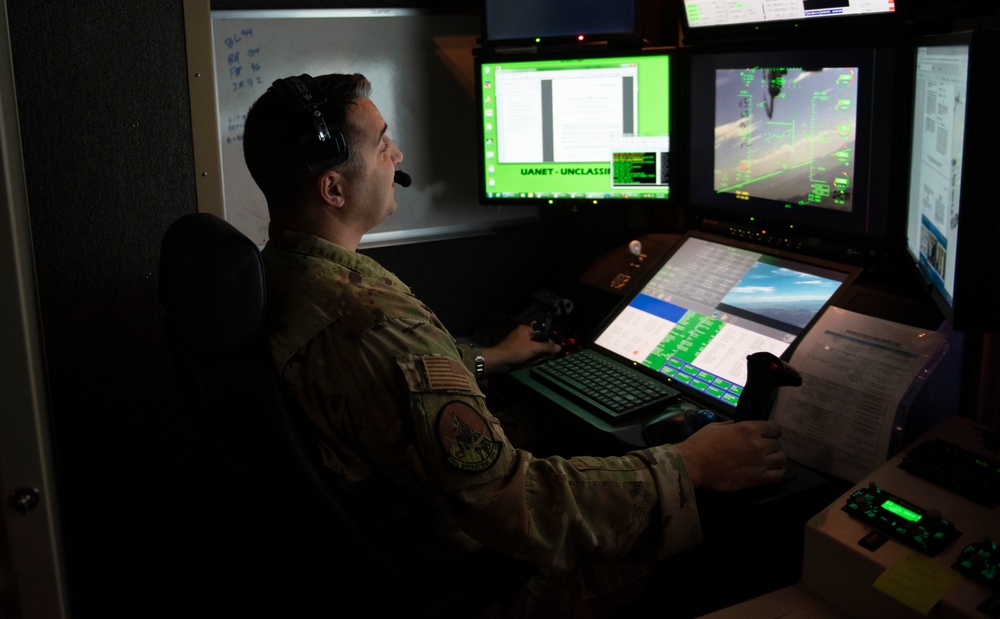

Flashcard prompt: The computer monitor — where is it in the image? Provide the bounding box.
[904,30,1000,332]
[480,0,640,48]
[474,48,673,209]
[590,231,861,413]
[681,0,906,43]
[686,43,901,266]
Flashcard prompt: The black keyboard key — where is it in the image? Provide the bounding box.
[530,352,679,419]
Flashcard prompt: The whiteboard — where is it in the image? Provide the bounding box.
[185,5,537,247]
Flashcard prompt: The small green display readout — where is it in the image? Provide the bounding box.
[882,499,922,522]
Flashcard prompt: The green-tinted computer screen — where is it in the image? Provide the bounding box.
[475,49,672,207]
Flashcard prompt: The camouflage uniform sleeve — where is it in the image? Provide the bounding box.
[395,349,702,571]
[453,446,702,570]
[454,342,480,376]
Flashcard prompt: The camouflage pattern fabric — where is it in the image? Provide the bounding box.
[262,227,703,616]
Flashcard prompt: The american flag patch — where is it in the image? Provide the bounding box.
[421,356,474,393]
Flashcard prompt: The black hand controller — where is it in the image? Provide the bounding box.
[527,290,573,342]
[734,352,802,422]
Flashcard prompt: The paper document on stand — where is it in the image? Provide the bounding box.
[773,307,945,483]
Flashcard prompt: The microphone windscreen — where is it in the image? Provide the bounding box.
[393,170,412,187]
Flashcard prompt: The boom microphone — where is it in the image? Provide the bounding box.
[393,170,412,187]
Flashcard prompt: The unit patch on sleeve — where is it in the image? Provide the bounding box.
[436,401,502,473]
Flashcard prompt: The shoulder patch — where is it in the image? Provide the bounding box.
[422,356,475,392]
[397,354,479,395]
[436,401,502,473]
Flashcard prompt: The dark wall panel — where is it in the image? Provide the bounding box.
[7,1,209,615]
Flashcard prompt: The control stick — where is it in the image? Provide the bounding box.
[527,290,573,342]
[734,351,802,422]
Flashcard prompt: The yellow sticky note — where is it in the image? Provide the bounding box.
[873,551,963,615]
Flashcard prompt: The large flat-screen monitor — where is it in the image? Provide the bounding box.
[474,48,673,209]
[481,0,640,48]
[681,0,905,42]
[686,43,901,266]
[904,30,1000,332]
[590,232,860,412]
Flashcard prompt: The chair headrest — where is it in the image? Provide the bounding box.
[159,213,266,357]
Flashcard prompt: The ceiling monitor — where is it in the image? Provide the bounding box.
[680,0,908,44]
[480,0,641,49]
[903,30,1000,332]
[685,42,904,267]
[474,47,674,210]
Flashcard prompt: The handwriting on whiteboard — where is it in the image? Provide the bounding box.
[219,27,264,145]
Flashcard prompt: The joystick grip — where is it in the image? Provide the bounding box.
[734,351,802,422]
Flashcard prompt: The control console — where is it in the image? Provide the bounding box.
[841,481,961,556]
[954,537,999,590]
[802,416,1000,618]
[899,437,1000,508]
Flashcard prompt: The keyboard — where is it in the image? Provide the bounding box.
[898,438,1000,508]
[529,351,680,420]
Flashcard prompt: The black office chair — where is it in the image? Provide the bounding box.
[158,212,532,618]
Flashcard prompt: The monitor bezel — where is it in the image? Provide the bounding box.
[478,0,642,49]
[473,46,676,211]
[684,40,904,267]
[680,0,913,45]
[904,29,1000,332]
[585,230,863,417]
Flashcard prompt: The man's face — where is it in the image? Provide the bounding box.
[342,98,404,230]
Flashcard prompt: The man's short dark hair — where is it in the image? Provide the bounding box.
[243,73,372,212]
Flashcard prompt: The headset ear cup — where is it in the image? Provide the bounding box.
[271,74,349,171]
[300,129,348,171]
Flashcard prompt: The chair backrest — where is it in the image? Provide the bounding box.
[158,212,533,617]
[159,213,408,615]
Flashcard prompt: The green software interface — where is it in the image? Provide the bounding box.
[478,52,671,202]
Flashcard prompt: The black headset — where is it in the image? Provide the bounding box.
[269,74,349,172]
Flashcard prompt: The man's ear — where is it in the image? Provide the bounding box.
[317,169,346,208]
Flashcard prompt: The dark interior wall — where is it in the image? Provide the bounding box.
[3,1,617,616]
[7,1,208,615]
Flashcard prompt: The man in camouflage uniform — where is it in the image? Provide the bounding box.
[243,73,788,617]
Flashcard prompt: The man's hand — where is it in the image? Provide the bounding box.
[673,420,786,491]
[482,324,561,375]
